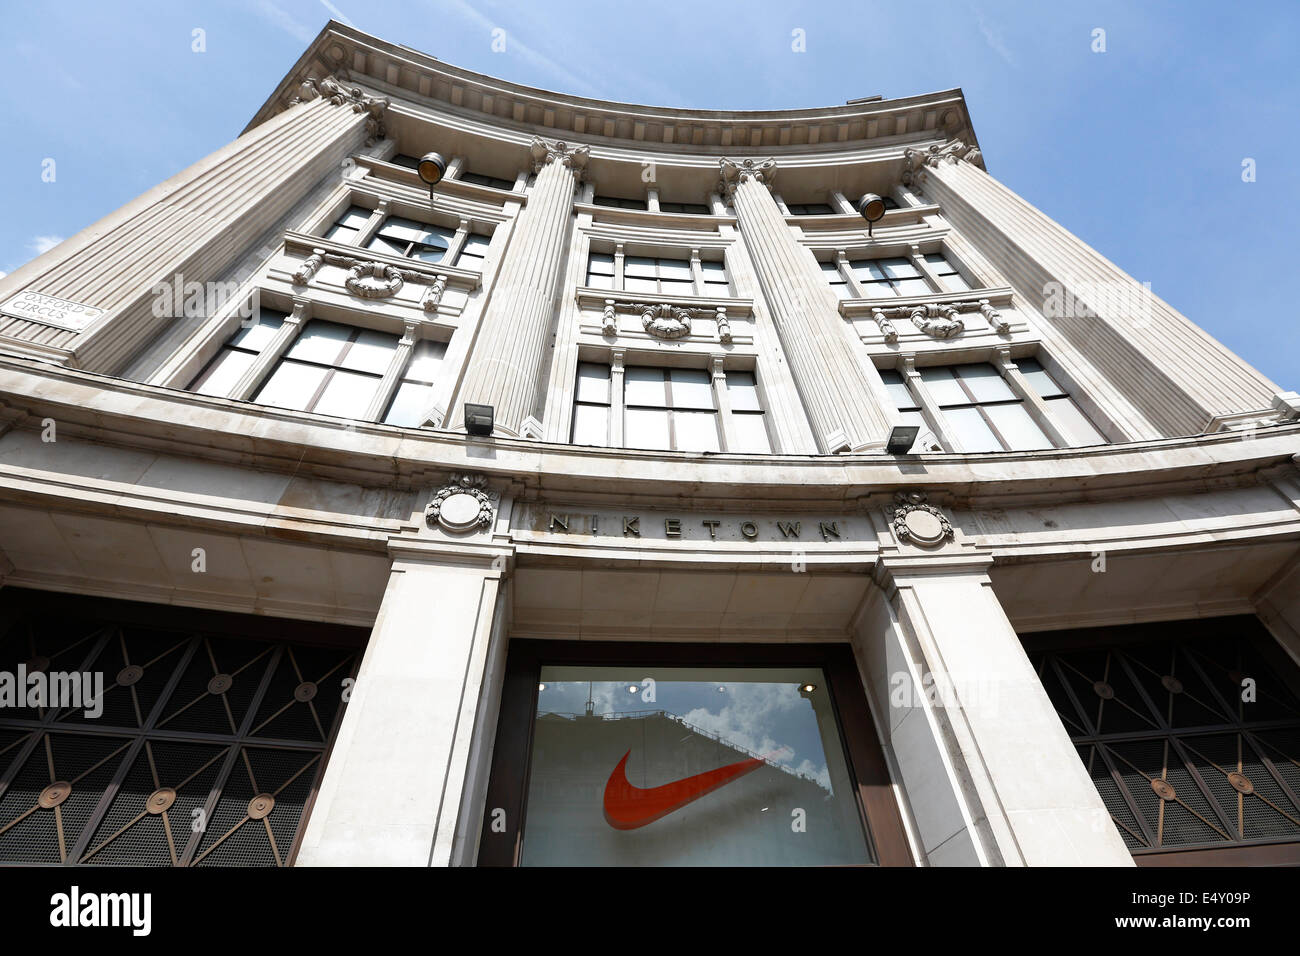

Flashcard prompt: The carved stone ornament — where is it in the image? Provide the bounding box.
[293,249,326,286]
[908,303,963,339]
[901,140,984,186]
[602,299,618,335]
[891,491,953,548]
[718,157,777,196]
[345,261,405,299]
[292,76,391,146]
[530,137,591,182]
[426,473,495,533]
[641,303,693,339]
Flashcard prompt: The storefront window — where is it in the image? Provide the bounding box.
[519,665,874,866]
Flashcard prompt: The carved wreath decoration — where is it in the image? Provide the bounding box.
[891,491,954,545]
[909,304,963,339]
[345,261,405,299]
[425,474,494,531]
[641,303,693,339]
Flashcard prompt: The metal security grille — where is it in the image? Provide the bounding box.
[0,590,361,866]
[1028,617,1300,859]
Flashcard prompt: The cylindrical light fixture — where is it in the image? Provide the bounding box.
[417,151,447,186]
[857,192,887,236]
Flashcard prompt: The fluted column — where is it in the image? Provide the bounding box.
[454,137,588,437]
[908,141,1279,437]
[22,77,390,375]
[721,158,896,452]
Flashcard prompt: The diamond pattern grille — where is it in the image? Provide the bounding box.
[1031,617,1300,856]
[0,592,360,866]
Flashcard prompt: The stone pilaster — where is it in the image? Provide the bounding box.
[453,137,588,436]
[720,157,897,452]
[909,142,1279,437]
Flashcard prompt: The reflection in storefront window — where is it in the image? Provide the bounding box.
[521,666,875,866]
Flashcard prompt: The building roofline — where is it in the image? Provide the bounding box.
[243,21,981,155]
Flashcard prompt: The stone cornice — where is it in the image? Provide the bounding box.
[245,22,980,157]
[0,355,1296,510]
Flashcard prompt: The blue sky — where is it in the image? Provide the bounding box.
[1,0,1296,387]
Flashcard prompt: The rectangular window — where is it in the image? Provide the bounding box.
[923,252,972,292]
[786,202,836,216]
[919,363,1052,452]
[389,154,421,169]
[1015,357,1106,445]
[478,640,912,867]
[460,171,515,190]
[624,366,719,452]
[455,233,491,270]
[253,319,399,418]
[188,308,287,397]
[383,339,449,426]
[850,256,932,298]
[658,201,711,215]
[624,255,694,295]
[877,369,927,436]
[571,361,612,446]
[586,251,615,290]
[700,259,730,295]
[592,195,648,210]
[367,216,455,264]
[325,205,372,244]
[725,370,771,452]
[821,260,853,300]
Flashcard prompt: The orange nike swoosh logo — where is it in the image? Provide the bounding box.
[603,749,764,830]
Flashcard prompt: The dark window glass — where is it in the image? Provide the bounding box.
[786,202,836,216]
[658,201,711,215]
[325,205,372,243]
[389,154,421,169]
[460,171,515,191]
[592,195,649,210]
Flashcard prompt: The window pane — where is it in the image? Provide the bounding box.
[572,403,609,446]
[831,283,853,300]
[701,260,726,278]
[731,412,771,452]
[587,253,615,275]
[923,253,953,271]
[944,406,1001,452]
[725,370,762,411]
[938,271,971,292]
[383,381,435,426]
[669,368,715,410]
[878,369,917,411]
[229,311,285,352]
[673,410,720,452]
[575,362,611,404]
[624,275,658,293]
[405,340,447,383]
[955,364,1015,402]
[1046,396,1105,446]
[860,280,897,298]
[193,349,254,397]
[900,410,928,439]
[1015,358,1065,398]
[879,257,920,279]
[625,407,671,449]
[919,366,966,406]
[411,243,448,264]
[624,367,667,407]
[983,402,1052,450]
[624,256,657,277]
[366,234,407,257]
[341,328,399,375]
[853,261,888,282]
[378,217,450,248]
[587,272,614,290]
[819,261,842,278]
[286,321,351,365]
[254,361,327,411]
[894,277,933,297]
[313,368,381,418]
[658,258,692,281]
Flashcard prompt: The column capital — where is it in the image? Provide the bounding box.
[291,75,390,145]
[718,156,777,196]
[529,137,591,181]
[901,140,984,186]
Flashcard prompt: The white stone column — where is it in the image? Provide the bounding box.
[720,158,898,452]
[296,551,507,867]
[452,137,589,437]
[910,143,1279,436]
[874,554,1133,866]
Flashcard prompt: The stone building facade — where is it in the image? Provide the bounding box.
[1,22,1298,867]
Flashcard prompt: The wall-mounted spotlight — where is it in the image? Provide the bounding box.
[417,151,447,206]
[857,192,887,237]
[885,424,920,455]
[464,402,495,437]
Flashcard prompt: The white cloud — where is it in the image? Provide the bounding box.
[250,0,317,45]
[317,0,353,27]
[28,235,64,256]
[973,7,1016,66]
